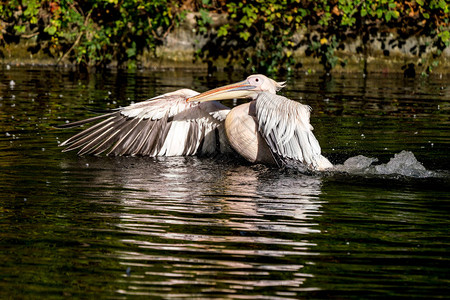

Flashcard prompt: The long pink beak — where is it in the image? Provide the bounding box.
[187,80,257,102]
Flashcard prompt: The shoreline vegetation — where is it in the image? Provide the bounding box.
[1,1,449,75]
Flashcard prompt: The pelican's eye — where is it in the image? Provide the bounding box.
[249,76,263,87]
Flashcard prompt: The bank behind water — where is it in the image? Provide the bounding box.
[1,12,449,74]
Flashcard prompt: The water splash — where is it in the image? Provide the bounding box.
[334,150,435,178]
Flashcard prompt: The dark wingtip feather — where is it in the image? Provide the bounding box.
[56,112,116,128]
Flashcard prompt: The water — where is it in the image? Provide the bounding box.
[1,67,449,298]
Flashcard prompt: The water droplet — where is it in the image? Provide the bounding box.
[41,148,45,151]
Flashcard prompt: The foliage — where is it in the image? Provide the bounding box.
[196,0,449,75]
[0,0,186,69]
[194,1,303,74]
[0,1,448,74]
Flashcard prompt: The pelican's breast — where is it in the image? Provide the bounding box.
[224,102,276,165]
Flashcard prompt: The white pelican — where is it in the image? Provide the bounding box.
[60,74,332,171]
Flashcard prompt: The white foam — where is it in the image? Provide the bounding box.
[333,150,435,178]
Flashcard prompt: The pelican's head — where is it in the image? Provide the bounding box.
[187,74,285,102]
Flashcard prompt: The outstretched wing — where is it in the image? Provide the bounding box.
[255,92,332,170]
[59,89,231,156]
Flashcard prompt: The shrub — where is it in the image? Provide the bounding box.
[0,0,186,69]
[195,0,449,75]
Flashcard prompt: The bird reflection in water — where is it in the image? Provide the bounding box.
[61,157,323,296]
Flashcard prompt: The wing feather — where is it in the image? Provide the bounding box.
[255,92,331,170]
[59,89,232,157]
[59,115,116,147]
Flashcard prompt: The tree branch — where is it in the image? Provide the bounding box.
[56,9,92,66]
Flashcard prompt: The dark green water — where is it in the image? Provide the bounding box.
[0,67,449,299]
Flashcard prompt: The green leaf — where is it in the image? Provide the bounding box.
[46,26,57,36]
[385,11,392,22]
[217,24,229,37]
[376,9,383,18]
[126,42,136,58]
[14,25,26,34]
[439,30,450,43]
[239,31,250,41]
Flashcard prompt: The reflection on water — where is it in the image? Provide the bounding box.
[0,67,449,298]
[63,157,324,296]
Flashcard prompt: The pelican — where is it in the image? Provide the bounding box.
[59,74,332,171]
